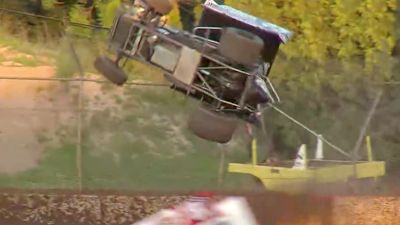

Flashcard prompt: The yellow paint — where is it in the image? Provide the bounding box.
[228,160,386,194]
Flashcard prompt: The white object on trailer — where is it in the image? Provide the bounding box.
[293,144,307,169]
[315,134,324,160]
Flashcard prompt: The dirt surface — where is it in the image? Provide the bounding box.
[0,45,109,175]
[0,65,63,174]
[0,47,49,66]
[0,191,187,225]
[0,190,399,225]
[0,46,57,174]
[332,197,400,225]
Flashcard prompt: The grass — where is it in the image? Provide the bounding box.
[0,27,55,58]
[0,84,252,192]
[0,15,167,83]
[0,123,250,192]
[82,145,226,191]
[0,20,255,194]
[0,141,252,192]
[0,144,78,190]
[0,20,254,193]
[0,26,100,74]
[78,88,251,192]
[13,56,41,67]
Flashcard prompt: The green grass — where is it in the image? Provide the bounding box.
[78,88,251,192]
[0,137,250,192]
[0,28,55,58]
[0,27,99,73]
[0,144,78,190]
[0,25,253,193]
[82,146,230,191]
[13,56,41,67]
[0,86,252,192]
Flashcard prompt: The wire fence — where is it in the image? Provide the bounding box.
[0,2,392,193]
[0,3,241,193]
[0,72,244,192]
[0,6,110,30]
[0,68,366,193]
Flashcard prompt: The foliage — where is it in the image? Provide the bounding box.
[42,0,56,11]
[226,0,396,73]
[66,4,92,38]
[96,0,121,27]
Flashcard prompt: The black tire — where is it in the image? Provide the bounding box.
[146,0,173,15]
[188,105,238,143]
[218,27,264,67]
[109,13,136,50]
[94,55,128,86]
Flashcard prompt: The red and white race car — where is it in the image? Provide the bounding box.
[132,192,259,225]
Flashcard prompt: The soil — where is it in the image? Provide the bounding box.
[0,46,115,175]
[0,65,60,175]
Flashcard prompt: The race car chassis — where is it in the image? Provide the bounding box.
[109,19,277,116]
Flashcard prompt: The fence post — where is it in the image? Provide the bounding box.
[352,90,383,160]
[218,146,226,187]
[69,39,84,193]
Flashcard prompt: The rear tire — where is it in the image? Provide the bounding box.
[94,55,128,86]
[146,0,174,15]
[109,13,136,50]
[218,27,264,67]
[188,105,238,143]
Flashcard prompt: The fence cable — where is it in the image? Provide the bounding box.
[0,76,169,86]
[267,103,352,159]
[0,6,110,30]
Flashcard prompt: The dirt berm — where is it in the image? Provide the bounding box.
[0,190,398,225]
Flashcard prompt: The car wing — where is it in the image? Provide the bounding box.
[203,0,293,44]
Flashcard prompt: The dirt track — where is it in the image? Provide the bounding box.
[0,63,117,175]
[0,190,399,225]
[0,65,59,174]
[0,46,68,174]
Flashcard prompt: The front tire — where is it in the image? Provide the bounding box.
[188,105,239,143]
[94,55,128,86]
[109,13,136,50]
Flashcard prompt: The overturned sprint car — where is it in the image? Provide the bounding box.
[94,0,293,143]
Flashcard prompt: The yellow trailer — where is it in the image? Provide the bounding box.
[227,136,386,194]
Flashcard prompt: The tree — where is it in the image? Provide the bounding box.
[226,0,396,70]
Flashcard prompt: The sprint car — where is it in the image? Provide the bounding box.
[94,0,293,143]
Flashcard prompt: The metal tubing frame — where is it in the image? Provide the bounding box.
[109,15,276,114]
